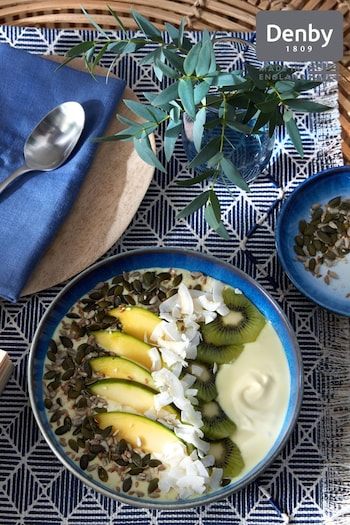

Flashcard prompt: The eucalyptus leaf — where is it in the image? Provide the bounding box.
[245,63,267,89]
[205,201,221,231]
[152,81,179,107]
[133,136,166,172]
[193,81,211,105]
[220,157,250,191]
[177,191,210,219]
[285,98,332,113]
[196,39,213,77]
[208,190,221,222]
[183,41,202,76]
[255,96,279,113]
[193,107,207,152]
[164,120,182,161]
[177,170,216,186]
[293,79,322,92]
[66,41,95,58]
[285,117,304,157]
[107,5,128,33]
[178,77,196,120]
[252,110,275,132]
[139,48,163,66]
[154,58,179,79]
[123,100,159,122]
[226,118,254,134]
[275,80,295,92]
[131,8,162,40]
[164,22,179,45]
[215,221,231,239]
[161,47,185,73]
[188,136,221,168]
[282,108,293,123]
[81,7,109,37]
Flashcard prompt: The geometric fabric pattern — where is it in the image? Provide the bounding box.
[0,25,349,525]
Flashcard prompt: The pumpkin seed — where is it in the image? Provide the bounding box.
[98,466,108,482]
[62,368,75,381]
[60,335,73,348]
[55,424,71,436]
[44,370,58,380]
[141,453,151,467]
[68,388,81,399]
[122,477,132,492]
[50,410,63,423]
[131,452,143,467]
[221,478,231,487]
[149,459,162,468]
[173,274,183,287]
[116,439,127,455]
[328,196,341,208]
[128,467,143,476]
[49,339,58,353]
[116,458,129,467]
[80,454,89,470]
[68,439,79,452]
[47,351,57,362]
[62,356,75,370]
[76,396,88,409]
[44,398,53,409]
[148,477,159,494]
[66,312,80,319]
[316,231,332,244]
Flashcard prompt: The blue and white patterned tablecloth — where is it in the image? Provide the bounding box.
[1,25,350,525]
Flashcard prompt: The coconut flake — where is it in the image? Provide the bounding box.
[154,442,213,498]
[148,346,162,372]
[146,279,233,495]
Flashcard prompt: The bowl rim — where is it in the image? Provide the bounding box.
[28,247,303,509]
[275,165,350,317]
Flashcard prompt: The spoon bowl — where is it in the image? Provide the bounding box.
[0,101,85,195]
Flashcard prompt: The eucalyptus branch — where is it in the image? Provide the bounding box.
[63,8,333,238]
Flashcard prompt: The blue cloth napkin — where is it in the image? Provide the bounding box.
[0,44,126,302]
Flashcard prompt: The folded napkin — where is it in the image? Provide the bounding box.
[0,349,13,395]
[0,44,126,302]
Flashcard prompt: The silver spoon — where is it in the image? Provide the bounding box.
[0,101,85,196]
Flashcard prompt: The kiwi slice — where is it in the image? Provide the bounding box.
[201,288,266,346]
[199,400,236,440]
[197,341,243,365]
[209,437,244,478]
[187,360,218,402]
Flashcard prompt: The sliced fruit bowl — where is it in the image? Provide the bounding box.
[28,248,302,509]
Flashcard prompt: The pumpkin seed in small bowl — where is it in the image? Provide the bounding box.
[276,165,350,316]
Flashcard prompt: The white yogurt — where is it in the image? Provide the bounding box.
[216,322,290,477]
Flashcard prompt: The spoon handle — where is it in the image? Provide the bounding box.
[0,165,32,196]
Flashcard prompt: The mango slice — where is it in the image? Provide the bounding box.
[89,356,156,389]
[94,411,182,454]
[108,305,161,342]
[88,378,177,417]
[92,330,154,370]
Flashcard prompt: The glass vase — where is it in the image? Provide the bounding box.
[182,110,275,184]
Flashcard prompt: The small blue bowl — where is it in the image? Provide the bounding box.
[28,248,302,508]
[276,166,350,317]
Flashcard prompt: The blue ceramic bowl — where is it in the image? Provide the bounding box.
[28,248,302,508]
[276,166,350,317]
